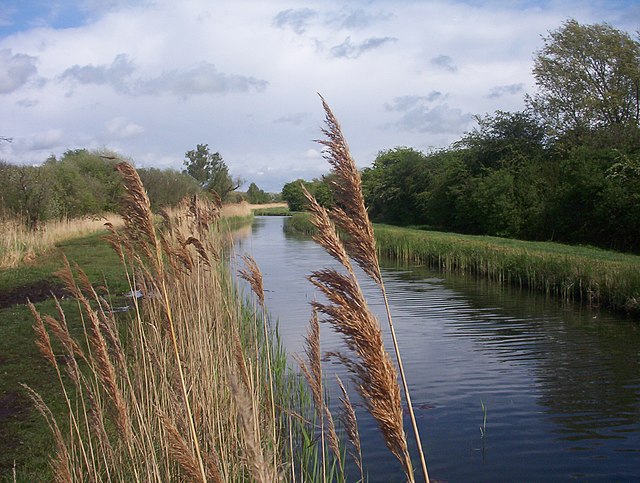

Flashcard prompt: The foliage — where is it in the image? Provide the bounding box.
[374,223,640,316]
[281,177,333,211]
[183,143,242,199]
[246,182,270,204]
[137,167,202,208]
[357,21,640,254]
[529,19,640,146]
[0,149,210,228]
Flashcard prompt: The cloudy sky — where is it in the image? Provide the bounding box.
[1,0,638,191]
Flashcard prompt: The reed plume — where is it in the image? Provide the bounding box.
[296,308,342,479]
[229,372,276,483]
[307,95,431,481]
[302,187,414,479]
[238,253,277,472]
[337,376,363,482]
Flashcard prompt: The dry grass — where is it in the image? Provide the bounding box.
[0,214,123,269]
[220,201,253,219]
[26,163,282,481]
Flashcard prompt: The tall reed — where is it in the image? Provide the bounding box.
[26,163,283,481]
[302,96,430,482]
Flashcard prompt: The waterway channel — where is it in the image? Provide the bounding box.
[232,216,640,482]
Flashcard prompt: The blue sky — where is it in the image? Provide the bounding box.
[1,0,638,191]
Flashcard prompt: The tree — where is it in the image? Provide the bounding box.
[361,147,433,224]
[529,20,640,145]
[281,178,333,211]
[183,144,241,199]
[138,167,202,208]
[246,182,269,204]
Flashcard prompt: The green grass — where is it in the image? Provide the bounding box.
[0,231,128,481]
[284,212,318,236]
[283,212,640,316]
[376,224,640,315]
[252,206,293,216]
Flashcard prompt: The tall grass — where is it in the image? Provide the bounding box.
[25,166,287,481]
[26,102,440,482]
[375,224,640,316]
[302,96,429,482]
[283,213,640,317]
[0,214,123,269]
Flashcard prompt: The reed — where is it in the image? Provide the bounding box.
[25,162,287,481]
[303,96,429,482]
[375,224,640,316]
[282,212,640,317]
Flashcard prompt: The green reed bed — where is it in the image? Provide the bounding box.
[375,224,640,316]
[284,212,318,236]
[284,212,640,316]
[252,206,293,216]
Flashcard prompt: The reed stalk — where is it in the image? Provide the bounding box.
[310,95,430,482]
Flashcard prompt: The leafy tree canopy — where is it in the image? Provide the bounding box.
[529,20,640,146]
[183,144,242,200]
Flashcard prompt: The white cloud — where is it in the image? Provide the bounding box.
[23,129,64,151]
[105,116,145,137]
[59,54,268,97]
[385,94,473,134]
[487,83,525,99]
[0,0,636,191]
[330,36,397,59]
[430,54,457,72]
[59,53,135,92]
[304,148,321,159]
[274,112,311,126]
[272,8,317,34]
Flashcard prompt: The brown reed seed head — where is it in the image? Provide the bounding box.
[29,301,56,366]
[229,372,275,483]
[161,414,206,483]
[297,309,323,412]
[337,376,363,473]
[301,184,352,272]
[22,385,73,483]
[309,268,413,476]
[115,161,159,261]
[316,95,381,284]
[238,254,265,309]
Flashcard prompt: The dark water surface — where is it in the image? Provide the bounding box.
[232,216,640,482]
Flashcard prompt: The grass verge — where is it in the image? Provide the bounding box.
[284,212,640,316]
[0,231,128,481]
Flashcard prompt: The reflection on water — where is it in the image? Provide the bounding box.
[233,217,640,482]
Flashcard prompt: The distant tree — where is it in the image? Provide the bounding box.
[281,177,333,211]
[246,182,269,204]
[361,147,433,224]
[137,167,202,208]
[183,144,242,200]
[529,20,640,145]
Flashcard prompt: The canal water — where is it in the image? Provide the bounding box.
[232,216,640,482]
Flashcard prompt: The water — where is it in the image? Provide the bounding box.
[232,216,640,482]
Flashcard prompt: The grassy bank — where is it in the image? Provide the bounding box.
[0,187,336,481]
[0,214,123,269]
[285,213,640,316]
[0,232,129,480]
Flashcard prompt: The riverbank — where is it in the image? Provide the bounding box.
[285,213,640,316]
[0,201,318,481]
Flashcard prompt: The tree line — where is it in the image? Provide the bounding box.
[0,143,276,227]
[283,20,640,253]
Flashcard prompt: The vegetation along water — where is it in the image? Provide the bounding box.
[1,17,639,482]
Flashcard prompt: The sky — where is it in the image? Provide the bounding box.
[0,0,638,191]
